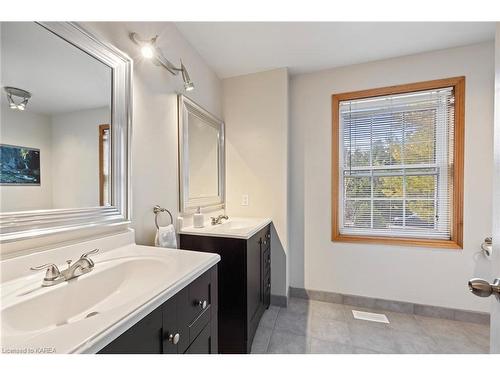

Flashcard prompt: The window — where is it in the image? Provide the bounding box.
[332,77,464,248]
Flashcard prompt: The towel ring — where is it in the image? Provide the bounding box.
[153,205,173,229]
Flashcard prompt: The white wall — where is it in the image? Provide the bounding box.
[82,22,222,245]
[223,68,289,298]
[0,106,53,211]
[290,42,494,312]
[50,107,110,208]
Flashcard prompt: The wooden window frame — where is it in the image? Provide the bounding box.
[332,77,465,249]
[99,124,111,206]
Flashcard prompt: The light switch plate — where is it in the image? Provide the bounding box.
[241,194,249,206]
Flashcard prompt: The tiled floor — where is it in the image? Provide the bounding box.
[250,298,490,354]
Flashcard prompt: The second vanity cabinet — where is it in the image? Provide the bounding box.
[180,224,271,354]
[98,265,218,354]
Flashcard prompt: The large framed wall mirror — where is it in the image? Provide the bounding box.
[178,95,225,214]
[0,22,132,244]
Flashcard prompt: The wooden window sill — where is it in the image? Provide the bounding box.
[332,233,462,249]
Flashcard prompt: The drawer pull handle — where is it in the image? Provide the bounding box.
[263,240,268,245]
[266,233,271,239]
[197,300,208,309]
[168,333,180,345]
[267,258,271,264]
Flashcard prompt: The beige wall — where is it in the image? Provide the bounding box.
[290,42,495,312]
[223,68,289,298]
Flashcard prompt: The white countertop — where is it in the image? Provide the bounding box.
[0,232,220,354]
[179,217,272,240]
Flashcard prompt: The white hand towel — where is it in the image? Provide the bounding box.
[155,224,178,248]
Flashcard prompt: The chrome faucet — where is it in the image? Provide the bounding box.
[30,248,99,287]
[211,215,229,225]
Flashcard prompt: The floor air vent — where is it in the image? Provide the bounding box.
[352,310,390,324]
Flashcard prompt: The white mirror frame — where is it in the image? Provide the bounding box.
[0,22,133,244]
[178,95,225,214]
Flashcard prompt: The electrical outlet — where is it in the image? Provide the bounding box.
[241,194,249,206]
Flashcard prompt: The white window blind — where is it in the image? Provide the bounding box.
[338,87,455,239]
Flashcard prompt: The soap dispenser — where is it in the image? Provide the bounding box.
[193,207,204,228]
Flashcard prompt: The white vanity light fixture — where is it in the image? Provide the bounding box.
[129,32,194,92]
[3,86,31,111]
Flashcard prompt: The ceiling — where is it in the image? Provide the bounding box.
[1,22,111,115]
[175,22,496,78]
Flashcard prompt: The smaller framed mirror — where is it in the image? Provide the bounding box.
[178,95,225,214]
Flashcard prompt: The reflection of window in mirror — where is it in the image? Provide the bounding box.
[99,124,111,206]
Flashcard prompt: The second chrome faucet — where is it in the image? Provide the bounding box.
[30,248,99,287]
[211,215,229,225]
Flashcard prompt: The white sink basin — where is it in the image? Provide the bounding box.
[180,217,271,239]
[2,258,168,333]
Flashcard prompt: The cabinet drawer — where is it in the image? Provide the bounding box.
[188,304,211,344]
[184,270,211,324]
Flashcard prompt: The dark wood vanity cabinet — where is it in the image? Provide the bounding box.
[98,265,218,354]
[180,224,271,353]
